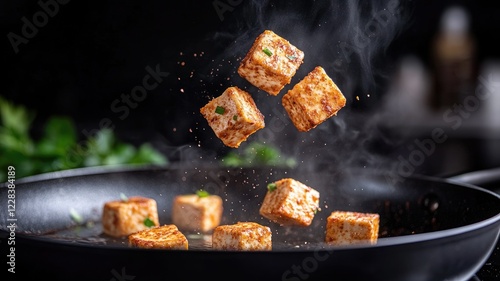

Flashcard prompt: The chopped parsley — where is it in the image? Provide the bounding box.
[263,48,273,56]
[287,55,297,60]
[267,183,277,192]
[196,189,210,198]
[233,115,238,121]
[215,106,225,115]
[143,217,155,228]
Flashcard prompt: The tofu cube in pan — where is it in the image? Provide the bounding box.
[128,224,189,250]
[259,178,320,227]
[200,86,265,148]
[172,193,223,233]
[282,66,346,132]
[102,196,160,237]
[238,29,304,96]
[212,222,272,251]
[325,211,380,245]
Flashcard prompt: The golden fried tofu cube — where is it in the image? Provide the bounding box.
[171,193,223,233]
[259,178,320,227]
[238,30,304,96]
[282,66,346,132]
[212,222,272,251]
[200,86,265,148]
[128,224,189,250]
[325,211,380,245]
[102,196,160,237]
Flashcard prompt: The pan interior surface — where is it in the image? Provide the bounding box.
[2,165,500,251]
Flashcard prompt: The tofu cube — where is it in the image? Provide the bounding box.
[171,193,223,233]
[325,211,380,245]
[212,222,272,251]
[102,196,160,237]
[238,30,304,96]
[282,66,346,132]
[259,178,320,227]
[200,86,265,148]
[128,224,189,250]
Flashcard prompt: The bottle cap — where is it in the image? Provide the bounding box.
[440,6,469,36]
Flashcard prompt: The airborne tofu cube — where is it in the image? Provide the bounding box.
[128,224,189,250]
[212,222,272,251]
[282,66,346,132]
[259,178,320,227]
[325,211,380,245]
[200,86,265,148]
[171,193,223,233]
[238,30,304,96]
[102,196,160,237]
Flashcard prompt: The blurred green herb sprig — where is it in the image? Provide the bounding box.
[0,97,168,182]
[221,141,296,168]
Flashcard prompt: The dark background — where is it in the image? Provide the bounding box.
[1,0,500,177]
[1,1,500,280]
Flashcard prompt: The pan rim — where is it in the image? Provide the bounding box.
[3,164,499,253]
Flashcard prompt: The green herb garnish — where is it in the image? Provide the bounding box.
[233,115,238,121]
[267,183,277,192]
[220,141,297,169]
[196,189,210,198]
[69,208,83,224]
[215,106,225,115]
[143,217,155,228]
[287,55,297,60]
[120,192,128,202]
[263,48,273,56]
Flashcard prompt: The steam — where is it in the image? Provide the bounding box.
[188,0,413,172]
[207,0,410,96]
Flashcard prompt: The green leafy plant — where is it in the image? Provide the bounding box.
[0,96,168,182]
[221,141,297,168]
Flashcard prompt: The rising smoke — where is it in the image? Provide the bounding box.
[188,0,414,173]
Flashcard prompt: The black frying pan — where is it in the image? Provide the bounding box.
[1,164,499,281]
